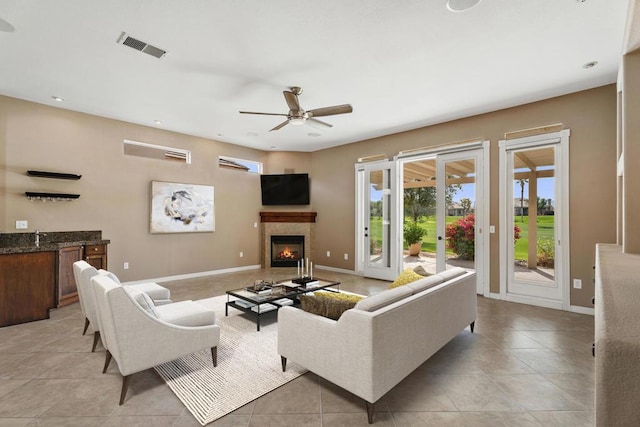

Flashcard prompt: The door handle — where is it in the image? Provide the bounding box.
[365,234,369,237]
[438,236,443,240]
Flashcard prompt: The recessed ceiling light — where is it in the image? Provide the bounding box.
[51,96,64,102]
[247,132,259,137]
[308,132,321,137]
[447,0,481,12]
[270,146,277,150]
[583,61,598,69]
[154,120,162,125]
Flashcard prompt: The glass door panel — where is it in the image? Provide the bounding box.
[359,161,397,281]
[507,145,560,300]
[442,157,476,271]
[402,158,437,275]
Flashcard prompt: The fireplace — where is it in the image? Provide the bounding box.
[271,235,304,267]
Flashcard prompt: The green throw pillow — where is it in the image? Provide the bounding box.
[300,291,364,320]
[389,268,423,289]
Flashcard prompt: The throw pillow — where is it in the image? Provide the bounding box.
[389,268,423,289]
[413,265,432,277]
[300,291,364,320]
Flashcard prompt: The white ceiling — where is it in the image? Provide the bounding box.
[0,0,631,152]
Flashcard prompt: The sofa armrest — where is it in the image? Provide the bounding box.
[278,306,376,402]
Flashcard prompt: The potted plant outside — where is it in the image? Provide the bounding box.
[404,221,426,256]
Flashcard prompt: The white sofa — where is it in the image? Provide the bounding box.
[278,267,476,424]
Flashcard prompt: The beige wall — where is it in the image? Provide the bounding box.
[1,85,618,307]
[0,95,270,281]
[622,49,640,253]
[311,85,617,307]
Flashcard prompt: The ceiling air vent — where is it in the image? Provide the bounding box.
[117,32,167,59]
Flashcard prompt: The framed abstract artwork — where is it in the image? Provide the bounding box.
[150,181,215,233]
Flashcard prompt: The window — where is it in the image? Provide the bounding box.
[218,156,262,173]
[124,139,191,164]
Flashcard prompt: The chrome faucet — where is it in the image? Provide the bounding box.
[35,229,47,247]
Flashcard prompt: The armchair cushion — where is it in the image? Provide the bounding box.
[124,287,160,318]
[128,282,171,301]
[156,301,216,327]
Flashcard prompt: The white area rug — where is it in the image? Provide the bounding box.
[154,295,307,425]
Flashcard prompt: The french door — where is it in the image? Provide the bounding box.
[499,130,570,310]
[356,143,488,293]
[400,147,486,293]
[355,160,398,281]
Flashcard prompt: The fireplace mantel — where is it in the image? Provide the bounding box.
[260,212,317,223]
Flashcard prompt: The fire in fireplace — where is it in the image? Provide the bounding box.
[271,235,304,267]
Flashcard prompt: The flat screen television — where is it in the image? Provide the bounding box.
[260,173,310,205]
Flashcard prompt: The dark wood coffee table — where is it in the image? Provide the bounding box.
[225,278,340,331]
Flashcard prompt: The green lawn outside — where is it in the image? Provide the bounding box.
[369,215,555,261]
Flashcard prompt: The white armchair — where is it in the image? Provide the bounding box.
[91,274,221,405]
[72,261,172,352]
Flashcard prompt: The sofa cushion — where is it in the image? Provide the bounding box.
[436,267,467,282]
[389,268,423,289]
[300,291,364,320]
[354,286,413,312]
[407,275,444,294]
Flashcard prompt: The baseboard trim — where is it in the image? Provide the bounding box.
[126,264,262,284]
[487,292,502,300]
[505,293,563,310]
[315,265,359,275]
[570,305,595,316]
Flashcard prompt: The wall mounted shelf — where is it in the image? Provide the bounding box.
[27,170,82,180]
[25,192,80,201]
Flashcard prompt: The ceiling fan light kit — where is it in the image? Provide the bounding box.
[446,0,481,12]
[239,86,353,132]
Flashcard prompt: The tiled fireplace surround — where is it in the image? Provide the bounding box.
[260,212,316,268]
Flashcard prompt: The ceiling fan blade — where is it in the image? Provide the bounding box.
[269,120,290,131]
[283,91,300,111]
[239,111,288,116]
[307,118,333,129]
[307,104,353,118]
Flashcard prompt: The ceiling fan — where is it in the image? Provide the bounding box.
[239,86,353,131]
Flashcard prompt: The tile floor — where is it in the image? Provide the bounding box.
[0,268,595,426]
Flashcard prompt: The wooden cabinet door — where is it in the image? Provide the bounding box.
[85,244,107,270]
[0,252,56,326]
[57,246,83,307]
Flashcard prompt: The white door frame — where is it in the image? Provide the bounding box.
[355,159,399,280]
[395,141,490,295]
[498,130,570,310]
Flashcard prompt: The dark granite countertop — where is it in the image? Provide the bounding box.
[0,231,110,255]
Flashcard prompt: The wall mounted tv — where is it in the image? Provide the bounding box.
[260,173,310,205]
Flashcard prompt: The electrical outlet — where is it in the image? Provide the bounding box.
[239,251,244,258]
[253,222,257,228]
[16,220,28,229]
[326,251,331,257]
[344,253,348,260]
[573,279,582,289]
[124,262,129,270]
[489,225,495,233]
